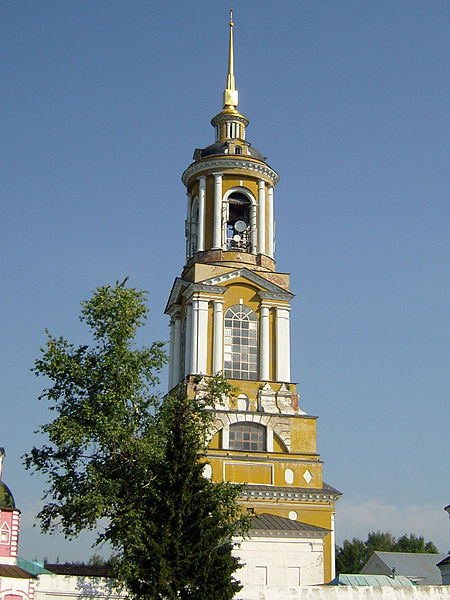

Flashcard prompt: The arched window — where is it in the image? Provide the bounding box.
[234,146,242,155]
[226,192,251,251]
[0,523,10,544]
[224,305,258,380]
[229,422,266,451]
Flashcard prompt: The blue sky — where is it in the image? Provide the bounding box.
[2,1,449,560]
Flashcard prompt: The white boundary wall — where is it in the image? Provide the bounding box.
[236,586,449,600]
[34,574,449,600]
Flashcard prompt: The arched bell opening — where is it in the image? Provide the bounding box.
[223,188,256,253]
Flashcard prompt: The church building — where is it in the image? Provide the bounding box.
[165,12,341,586]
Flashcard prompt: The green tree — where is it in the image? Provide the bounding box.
[394,534,438,554]
[336,530,439,574]
[116,385,248,600]
[24,280,248,599]
[335,537,368,574]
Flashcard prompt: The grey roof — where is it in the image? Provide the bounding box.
[243,481,342,497]
[329,574,415,587]
[249,512,329,538]
[194,142,266,162]
[362,551,447,585]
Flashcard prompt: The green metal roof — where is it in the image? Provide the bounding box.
[328,574,416,587]
[0,481,15,509]
[16,558,54,576]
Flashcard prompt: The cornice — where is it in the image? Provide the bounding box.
[182,157,279,187]
[241,485,342,503]
[182,283,227,300]
[258,290,294,303]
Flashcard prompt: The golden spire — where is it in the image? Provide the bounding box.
[223,9,239,109]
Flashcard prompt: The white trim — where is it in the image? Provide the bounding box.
[182,157,279,186]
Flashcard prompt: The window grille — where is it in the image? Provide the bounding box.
[224,305,258,380]
[229,422,266,451]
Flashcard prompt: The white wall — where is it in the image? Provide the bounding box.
[236,586,450,600]
[0,575,34,600]
[35,575,124,600]
[233,536,325,588]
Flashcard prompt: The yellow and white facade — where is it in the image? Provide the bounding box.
[165,12,341,584]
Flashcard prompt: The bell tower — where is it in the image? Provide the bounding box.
[165,11,340,583]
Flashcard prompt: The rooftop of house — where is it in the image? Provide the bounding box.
[361,551,447,585]
[329,573,416,587]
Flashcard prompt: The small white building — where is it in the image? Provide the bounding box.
[235,513,329,588]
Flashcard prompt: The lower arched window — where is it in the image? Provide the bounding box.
[224,305,258,380]
[229,422,266,451]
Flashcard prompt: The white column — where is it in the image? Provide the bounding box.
[260,305,270,380]
[198,176,206,251]
[275,306,291,382]
[186,191,192,260]
[222,425,230,450]
[330,511,336,579]
[190,298,199,374]
[197,298,209,374]
[213,173,222,249]
[257,179,266,254]
[212,300,224,374]
[267,426,274,452]
[168,319,175,390]
[184,303,192,378]
[268,186,274,258]
[250,202,257,253]
[173,315,181,385]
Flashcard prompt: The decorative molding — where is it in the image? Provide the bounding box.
[258,291,294,303]
[182,283,227,301]
[182,157,279,187]
[165,277,188,314]
[199,267,293,298]
[241,486,341,503]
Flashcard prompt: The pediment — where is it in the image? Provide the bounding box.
[165,277,188,314]
[198,268,294,299]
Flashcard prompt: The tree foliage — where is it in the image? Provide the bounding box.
[24,280,248,599]
[336,531,439,574]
